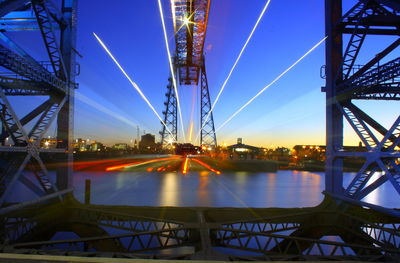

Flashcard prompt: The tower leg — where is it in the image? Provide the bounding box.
[200,57,217,147]
[56,0,77,192]
[160,76,178,147]
[325,0,343,195]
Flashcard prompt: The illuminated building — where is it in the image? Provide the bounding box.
[73,138,89,152]
[113,143,129,151]
[90,142,104,152]
[227,138,260,160]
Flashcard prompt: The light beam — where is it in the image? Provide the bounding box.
[93,33,175,140]
[216,36,327,132]
[195,0,273,143]
[157,0,186,142]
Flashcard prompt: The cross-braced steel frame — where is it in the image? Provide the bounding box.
[160,74,178,146]
[0,0,77,215]
[160,0,217,147]
[324,0,400,216]
[160,56,217,147]
[1,204,400,261]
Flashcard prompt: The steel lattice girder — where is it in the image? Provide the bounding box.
[324,0,400,216]
[200,58,216,147]
[0,0,77,215]
[172,0,210,85]
[160,75,178,146]
[2,208,400,261]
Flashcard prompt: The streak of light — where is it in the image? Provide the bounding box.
[105,157,180,172]
[195,0,273,143]
[188,121,194,143]
[93,33,175,140]
[75,91,145,131]
[182,157,190,174]
[157,0,186,142]
[216,36,327,132]
[191,158,221,174]
[170,0,176,32]
[188,86,196,143]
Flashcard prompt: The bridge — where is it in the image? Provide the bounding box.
[0,0,399,261]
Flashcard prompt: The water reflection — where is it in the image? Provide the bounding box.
[160,173,179,206]
[67,170,398,208]
[198,171,211,206]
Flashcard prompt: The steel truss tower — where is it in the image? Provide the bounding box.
[325,0,400,215]
[160,0,217,147]
[199,57,217,147]
[160,55,217,147]
[0,0,77,214]
[160,75,178,145]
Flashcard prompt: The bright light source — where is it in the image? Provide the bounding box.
[235,148,248,152]
[167,137,174,145]
[183,16,190,26]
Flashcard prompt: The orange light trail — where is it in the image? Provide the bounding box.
[105,157,180,172]
[182,157,190,174]
[191,158,221,174]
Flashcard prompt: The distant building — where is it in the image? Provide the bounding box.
[292,145,326,161]
[90,142,104,152]
[292,144,366,162]
[227,139,260,160]
[139,133,157,153]
[113,143,129,151]
[266,147,291,167]
[73,138,90,152]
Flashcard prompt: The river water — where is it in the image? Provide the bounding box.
[69,170,399,208]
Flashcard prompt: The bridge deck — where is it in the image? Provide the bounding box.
[173,0,210,85]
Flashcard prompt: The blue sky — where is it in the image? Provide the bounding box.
[7,0,399,147]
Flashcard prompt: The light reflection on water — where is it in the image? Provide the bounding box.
[8,170,399,208]
[70,170,399,208]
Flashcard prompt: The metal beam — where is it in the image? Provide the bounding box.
[0,0,30,18]
[0,98,52,141]
[341,27,399,35]
[200,57,217,147]
[325,191,400,217]
[341,38,400,87]
[0,188,72,215]
[373,0,400,12]
[56,0,77,191]
[0,43,66,93]
[346,102,397,143]
[0,32,44,68]
[325,0,344,195]
[32,0,67,79]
